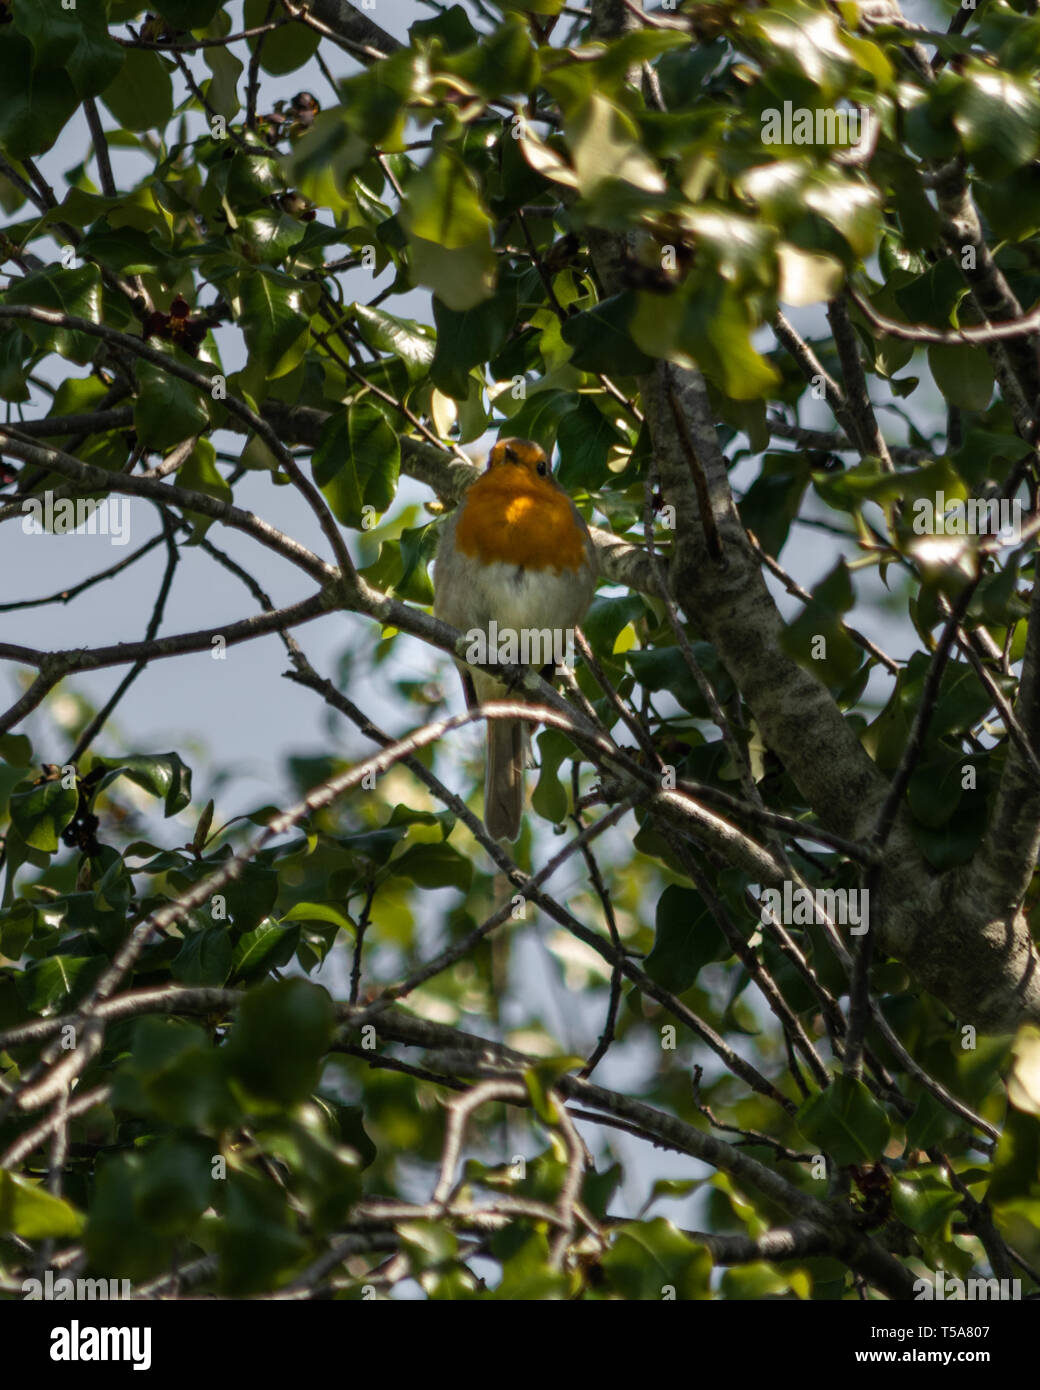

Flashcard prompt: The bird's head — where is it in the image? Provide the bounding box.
[487,438,552,482]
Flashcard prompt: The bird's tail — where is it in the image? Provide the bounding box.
[485,718,526,841]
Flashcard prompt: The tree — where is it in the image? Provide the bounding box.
[1,0,1039,1305]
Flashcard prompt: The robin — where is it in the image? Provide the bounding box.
[434,438,598,841]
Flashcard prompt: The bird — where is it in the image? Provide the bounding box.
[434,437,598,841]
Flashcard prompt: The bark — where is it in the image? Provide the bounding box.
[578,0,1040,1029]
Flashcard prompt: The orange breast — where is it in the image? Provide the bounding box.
[454,473,588,572]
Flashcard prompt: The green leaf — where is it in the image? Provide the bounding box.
[401,152,496,310]
[893,258,965,329]
[648,1177,701,1204]
[431,279,516,398]
[411,5,480,52]
[221,149,284,208]
[906,1092,959,1149]
[0,1172,83,1239]
[224,977,336,1107]
[172,925,233,987]
[800,173,881,262]
[907,748,971,829]
[721,1261,807,1299]
[797,1076,892,1165]
[133,1137,213,1236]
[101,47,174,132]
[450,15,539,96]
[556,397,624,490]
[85,1154,173,1281]
[395,522,438,604]
[231,919,299,981]
[96,752,193,816]
[532,728,571,825]
[398,1218,459,1274]
[601,1218,712,1299]
[122,1018,240,1131]
[561,291,654,375]
[582,595,644,657]
[402,149,492,249]
[340,51,414,144]
[282,110,367,211]
[13,0,123,98]
[627,645,734,714]
[354,303,436,379]
[273,1111,364,1234]
[954,67,1040,176]
[0,326,32,402]
[16,955,105,1012]
[0,900,35,960]
[68,21,126,100]
[501,388,576,454]
[891,1173,962,1237]
[632,280,780,400]
[0,734,32,767]
[281,901,354,930]
[483,1239,564,1301]
[589,29,693,86]
[235,270,310,379]
[989,1105,1040,1203]
[12,0,82,67]
[9,777,79,852]
[221,860,279,933]
[77,223,175,277]
[488,1229,568,1299]
[976,164,1040,242]
[410,234,498,311]
[176,438,230,541]
[244,0,320,73]
[217,1171,309,1295]
[312,401,400,529]
[927,343,994,412]
[524,1057,583,1123]
[739,459,809,558]
[741,0,858,96]
[901,653,997,743]
[0,33,79,158]
[645,885,727,994]
[683,206,776,291]
[237,210,308,266]
[5,264,103,365]
[389,842,473,892]
[134,359,211,451]
[781,560,863,690]
[203,42,243,120]
[565,93,665,198]
[777,244,844,307]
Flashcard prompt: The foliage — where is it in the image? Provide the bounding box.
[1,0,1040,1303]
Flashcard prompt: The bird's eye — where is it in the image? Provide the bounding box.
[536,458,548,477]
